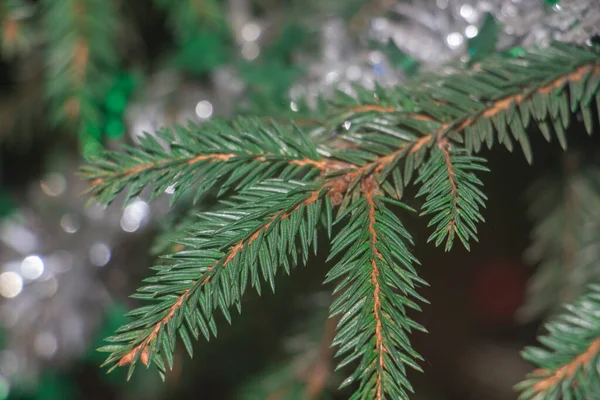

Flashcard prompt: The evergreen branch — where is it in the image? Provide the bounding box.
[366,184,387,400]
[324,44,600,206]
[0,0,31,57]
[42,0,118,129]
[518,158,600,321]
[239,306,337,400]
[304,315,338,398]
[149,203,205,257]
[81,118,343,206]
[84,42,600,397]
[153,0,225,43]
[319,44,599,164]
[415,141,488,251]
[99,180,327,377]
[326,177,426,399]
[516,284,600,399]
[82,45,600,210]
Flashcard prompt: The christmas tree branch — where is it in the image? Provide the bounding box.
[100,181,327,377]
[42,0,118,132]
[81,118,343,206]
[326,177,426,399]
[84,42,600,398]
[516,284,600,399]
[239,309,338,400]
[532,339,600,392]
[518,159,600,321]
[364,181,386,400]
[0,0,30,56]
[322,57,599,168]
[303,315,338,398]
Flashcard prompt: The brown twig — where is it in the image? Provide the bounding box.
[304,315,339,399]
[532,338,600,393]
[88,154,343,189]
[63,0,89,119]
[363,176,385,400]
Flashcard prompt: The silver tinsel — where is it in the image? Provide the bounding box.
[0,162,170,390]
[385,0,600,66]
[289,0,600,107]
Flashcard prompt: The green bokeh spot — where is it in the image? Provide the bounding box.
[0,190,15,219]
[505,46,526,57]
[175,32,228,75]
[81,121,103,140]
[0,381,7,400]
[105,118,125,139]
[82,138,104,160]
[105,90,127,115]
[116,73,137,95]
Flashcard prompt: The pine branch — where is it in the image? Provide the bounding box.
[99,180,327,378]
[239,303,337,400]
[415,141,488,251]
[83,42,600,397]
[149,203,206,257]
[152,0,225,43]
[0,0,31,57]
[320,43,599,213]
[81,118,344,206]
[316,43,600,170]
[516,284,600,399]
[42,0,118,129]
[325,177,426,400]
[518,158,600,321]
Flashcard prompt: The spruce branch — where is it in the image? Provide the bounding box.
[99,180,327,377]
[319,43,599,216]
[315,43,600,170]
[415,141,488,251]
[152,0,224,43]
[42,0,118,129]
[518,159,600,321]
[82,42,600,398]
[0,0,31,57]
[325,177,426,400]
[516,284,600,399]
[81,118,344,206]
[239,308,338,400]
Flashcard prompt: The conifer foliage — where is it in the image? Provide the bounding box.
[83,42,600,398]
[516,284,600,399]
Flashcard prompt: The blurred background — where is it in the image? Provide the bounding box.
[0,0,599,399]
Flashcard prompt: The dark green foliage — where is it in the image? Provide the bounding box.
[152,0,226,43]
[312,43,600,167]
[155,0,229,76]
[99,180,326,378]
[516,284,600,399]
[0,0,32,57]
[467,13,499,64]
[415,146,488,251]
[83,42,600,399]
[518,162,600,321]
[80,118,322,207]
[237,22,308,116]
[174,30,228,75]
[238,300,333,399]
[42,0,118,131]
[325,194,426,399]
[375,39,420,77]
